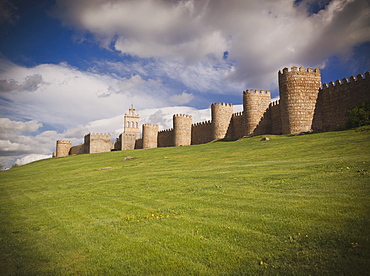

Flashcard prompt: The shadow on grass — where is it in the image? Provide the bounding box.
[215,138,240,142]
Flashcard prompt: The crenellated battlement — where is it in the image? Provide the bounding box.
[173,114,192,119]
[211,102,233,107]
[159,128,174,133]
[279,66,320,75]
[269,100,280,107]
[243,89,271,95]
[143,124,159,128]
[57,140,72,144]
[232,112,243,118]
[322,72,369,89]
[192,120,212,127]
[85,133,111,140]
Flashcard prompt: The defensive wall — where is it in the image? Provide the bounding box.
[191,120,213,145]
[54,133,116,157]
[312,72,370,131]
[55,66,370,157]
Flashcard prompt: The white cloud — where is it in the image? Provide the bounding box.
[0,118,42,134]
[0,60,169,129]
[52,0,370,87]
[15,154,52,166]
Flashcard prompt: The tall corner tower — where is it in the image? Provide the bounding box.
[211,102,233,140]
[124,106,140,139]
[243,89,271,136]
[173,114,192,147]
[278,66,321,134]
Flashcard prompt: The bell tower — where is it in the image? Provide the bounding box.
[124,105,140,139]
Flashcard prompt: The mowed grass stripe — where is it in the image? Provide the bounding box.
[1,127,369,275]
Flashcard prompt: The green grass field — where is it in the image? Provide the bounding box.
[1,127,369,275]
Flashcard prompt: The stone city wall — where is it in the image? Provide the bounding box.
[270,100,282,135]
[191,121,213,145]
[69,144,86,155]
[312,72,370,131]
[158,128,174,147]
[84,133,114,154]
[135,138,143,149]
[120,133,138,150]
[252,109,271,136]
[55,66,369,158]
[228,112,245,139]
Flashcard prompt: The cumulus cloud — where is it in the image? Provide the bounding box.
[0,60,169,128]
[52,0,370,87]
[0,118,42,134]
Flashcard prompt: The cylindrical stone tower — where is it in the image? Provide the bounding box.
[211,102,233,140]
[56,140,72,157]
[279,66,321,134]
[243,89,271,136]
[142,124,159,149]
[173,114,192,147]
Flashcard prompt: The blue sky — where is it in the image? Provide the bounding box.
[0,0,369,168]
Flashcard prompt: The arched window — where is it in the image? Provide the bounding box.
[126,121,130,128]
[135,122,138,128]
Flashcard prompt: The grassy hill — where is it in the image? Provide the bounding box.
[1,127,369,275]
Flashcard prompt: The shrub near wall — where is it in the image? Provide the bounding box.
[347,101,370,128]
